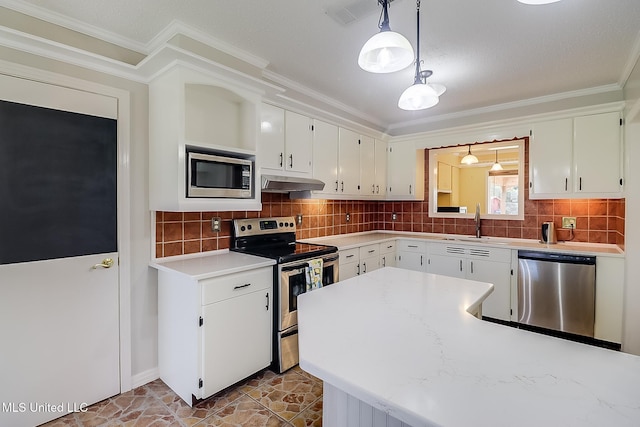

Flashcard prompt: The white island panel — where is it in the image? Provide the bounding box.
[297,267,640,427]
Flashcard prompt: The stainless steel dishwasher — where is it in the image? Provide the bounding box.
[517,250,596,338]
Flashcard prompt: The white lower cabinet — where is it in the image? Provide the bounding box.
[594,256,624,344]
[339,248,360,281]
[158,265,272,405]
[396,240,427,272]
[359,244,380,275]
[428,243,513,322]
[379,241,396,268]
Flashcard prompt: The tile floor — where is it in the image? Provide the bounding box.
[41,367,323,427]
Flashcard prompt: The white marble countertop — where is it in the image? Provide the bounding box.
[302,230,624,257]
[149,250,275,280]
[297,267,640,427]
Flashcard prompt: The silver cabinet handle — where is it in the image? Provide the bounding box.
[420,255,423,266]
[357,263,360,275]
[459,260,463,271]
[382,256,386,267]
[335,180,339,192]
[92,258,114,269]
[368,249,375,254]
[409,184,412,194]
[346,254,355,259]
[289,154,293,168]
[470,261,474,274]
[233,283,251,290]
[363,262,367,273]
[408,245,418,248]
[341,181,345,192]
[279,153,283,167]
[265,292,270,310]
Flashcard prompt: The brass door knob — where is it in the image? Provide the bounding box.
[92,258,114,269]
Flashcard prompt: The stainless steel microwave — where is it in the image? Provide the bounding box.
[186,148,253,198]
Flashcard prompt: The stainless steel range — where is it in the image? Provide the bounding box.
[231,216,338,373]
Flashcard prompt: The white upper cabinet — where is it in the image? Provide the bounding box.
[259,103,286,170]
[259,105,313,176]
[573,112,622,194]
[284,110,313,174]
[387,143,425,200]
[374,139,387,197]
[338,127,361,195]
[360,135,376,196]
[312,119,339,195]
[529,111,623,199]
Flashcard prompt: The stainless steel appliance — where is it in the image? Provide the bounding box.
[232,217,338,373]
[518,250,596,338]
[186,147,253,198]
[540,221,557,244]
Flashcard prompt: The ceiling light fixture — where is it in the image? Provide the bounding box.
[461,145,478,165]
[398,0,446,111]
[490,150,504,171]
[517,0,561,4]
[358,0,414,73]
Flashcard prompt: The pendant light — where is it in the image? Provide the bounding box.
[461,145,478,165]
[358,0,414,73]
[490,150,504,171]
[397,0,446,111]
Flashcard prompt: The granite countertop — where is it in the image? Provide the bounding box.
[149,250,275,280]
[297,267,640,426]
[302,230,624,256]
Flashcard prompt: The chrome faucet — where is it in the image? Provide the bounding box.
[474,203,481,238]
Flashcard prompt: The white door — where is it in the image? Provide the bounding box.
[0,76,120,427]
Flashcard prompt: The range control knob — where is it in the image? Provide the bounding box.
[279,222,284,227]
[247,224,252,230]
[289,222,294,227]
[240,226,246,231]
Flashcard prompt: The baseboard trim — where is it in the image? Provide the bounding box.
[131,367,160,389]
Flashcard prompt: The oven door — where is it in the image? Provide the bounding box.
[278,254,338,331]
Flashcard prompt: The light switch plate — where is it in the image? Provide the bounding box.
[562,217,576,229]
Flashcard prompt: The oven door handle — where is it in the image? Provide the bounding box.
[281,254,338,272]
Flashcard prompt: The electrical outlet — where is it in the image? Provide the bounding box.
[346,213,351,222]
[562,217,577,229]
[211,217,222,233]
[391,213,397,221]
[296,214,303,225]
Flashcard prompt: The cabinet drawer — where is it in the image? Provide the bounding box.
[339,248,360,264]
[201,267,272,305]
[397,240,426,252]
[379,241,396,254]
[359,244,379,258]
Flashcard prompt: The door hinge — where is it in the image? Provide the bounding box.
[311,124,314,131]
[620,178,623,186]
[199,378,203,388]
[199,316,203,327]
[510,309,513,315]
[620,118,623,126]
[510,269,514,275]
[529,129,532,137]
[358,139,361,145]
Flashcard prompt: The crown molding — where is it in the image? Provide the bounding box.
[145,20,269,69]
[0,0,147,53]
[387,84,623,133]
[619,27,640,88]
[263,69,387,131]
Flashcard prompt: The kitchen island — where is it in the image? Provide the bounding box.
[297,267,640,427]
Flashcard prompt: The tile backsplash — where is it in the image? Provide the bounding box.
[155,144,625,258]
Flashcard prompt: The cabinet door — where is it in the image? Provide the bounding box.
[260,104,286,171]
[285,110,313,173]
[374,139,387,197]
[338,128,361,195]
[530,118,573,196]
[201,289,271,398]
[360,135,376,196]
[360,255,380,275]
[339,261,360,281]
[380,253,396,268]
[428,254,465,278]
[387,143,424,199]
[437,162,452,192]
[574,112,622,194]
[466,259,511,322]
[312,120,339,195]
[594,256,624,343]
[397,251,426,272]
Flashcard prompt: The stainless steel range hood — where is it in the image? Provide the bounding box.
[261,174,325,193]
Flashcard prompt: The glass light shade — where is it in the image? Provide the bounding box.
[517,0,561,4]
[490,161,504,171]
[358,31,414,73]
[461,154,478,165]
[428,83,446,96]
[398,83,439,110]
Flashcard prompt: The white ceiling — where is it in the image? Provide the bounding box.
[7,0,640,134]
